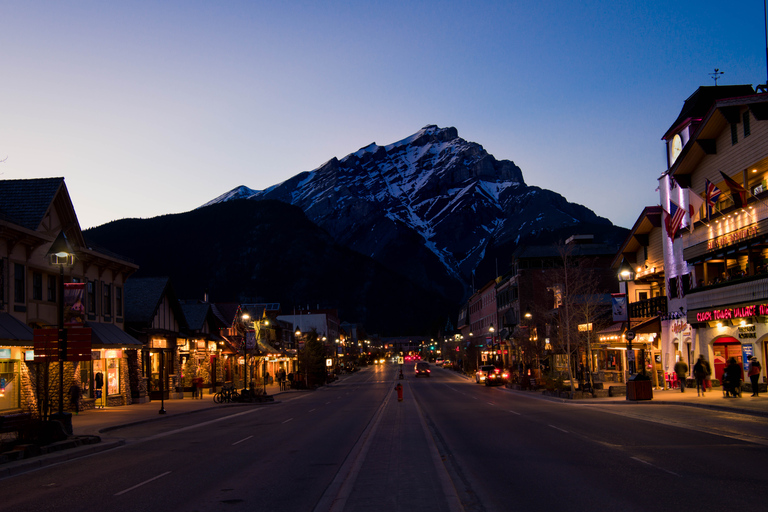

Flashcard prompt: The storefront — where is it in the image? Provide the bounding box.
[0,347,28,412]
[689,302,767,384]
[597,326,658,384]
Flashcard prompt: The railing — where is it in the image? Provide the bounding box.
[629,296,667,319]
[686,276,768,310]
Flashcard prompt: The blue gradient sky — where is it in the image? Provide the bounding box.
[2,1,766,229]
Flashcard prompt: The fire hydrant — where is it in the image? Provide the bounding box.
[395,382,403,402]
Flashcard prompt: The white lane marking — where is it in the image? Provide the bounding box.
[114,471,171,496]
[325,402,331,405]
[487,402,495,406]
[549,424,569,433]
[282,418,293,424]
[231,435,253,446]
[308,408,316,412]
[631,457,680,476]
[509,410,521,415]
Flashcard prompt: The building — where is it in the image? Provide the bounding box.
[661,85,768,389]
[1,177,140,416]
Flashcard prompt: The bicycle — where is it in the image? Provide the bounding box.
[213,385,239,403]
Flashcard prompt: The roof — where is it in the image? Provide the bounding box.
[124,277,187,329]
[181,303,211,331]
[0,313,34,342]
[0,177,63,231]
[662,85,756,140]
[86,322,142,347]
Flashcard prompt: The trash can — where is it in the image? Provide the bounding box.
[626,373,653,401]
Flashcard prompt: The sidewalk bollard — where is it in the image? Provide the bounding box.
[395,382,403,402]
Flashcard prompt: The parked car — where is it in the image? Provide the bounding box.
[415,361,431,377]
[475,365,497,383]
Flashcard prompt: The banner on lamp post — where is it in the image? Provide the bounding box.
[612,293,628,322]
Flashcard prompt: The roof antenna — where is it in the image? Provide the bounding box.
[709,68,724,85]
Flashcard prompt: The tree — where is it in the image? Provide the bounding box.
[550,242,615,394]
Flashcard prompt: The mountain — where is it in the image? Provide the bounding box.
[204,125,626,302]
[84,200,453,336]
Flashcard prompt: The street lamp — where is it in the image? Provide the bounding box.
[242,313,251,391]
[46,231,74,423]
[617,257,637,378]
[489,324,495,364]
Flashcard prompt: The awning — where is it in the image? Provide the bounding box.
[256,338,282,356]
[0,313,34,343]
[597,322,624,336]
[86,322,142,347]
[633,316,661,334]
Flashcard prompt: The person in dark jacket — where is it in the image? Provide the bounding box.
[723,357,742,397]
[693,355,709,396]
[69,383,81,414]
[674,359,688,392]
[748,357,762,397]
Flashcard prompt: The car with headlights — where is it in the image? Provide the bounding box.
[414,361,431,377]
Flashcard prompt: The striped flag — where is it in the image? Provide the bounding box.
[705,179,721,218]
[665,200,685,239]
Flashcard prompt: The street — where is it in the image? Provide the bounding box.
[1,364,767,512]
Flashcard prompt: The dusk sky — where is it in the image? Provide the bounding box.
[2,1,767,230]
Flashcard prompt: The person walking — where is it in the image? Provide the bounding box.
[724,357,742,397]
[748,357,762,397]
[693,355,708,396]
[674,358,688,393]
[69,382,81,414]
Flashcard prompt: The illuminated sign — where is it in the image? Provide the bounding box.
[707,225,758,250]
[695,303,768,322]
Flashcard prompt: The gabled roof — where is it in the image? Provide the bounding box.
[124,277,188,329]
[211,303,240,327]
[662,85,755,140]
[0,177,63,230]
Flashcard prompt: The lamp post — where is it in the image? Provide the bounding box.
[489,324,495,364]
[242,313,251,391]
[617,257,636,379]
[523,308,532,376]
[46,231,75,422]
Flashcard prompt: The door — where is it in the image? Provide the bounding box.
[713,338,741,381]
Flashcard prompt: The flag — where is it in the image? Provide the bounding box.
[720,171,748,208]
[705,179,721,217]
[665,200,685,239]
[687,188,705,228]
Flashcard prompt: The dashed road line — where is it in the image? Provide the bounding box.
[114,471,171,496]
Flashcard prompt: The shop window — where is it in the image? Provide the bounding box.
[743,111,751,137]
[32,272,42,301]
[107,357,120,394]
[47,274,57,302]
[0,360,20,411]
[13,263,24,303]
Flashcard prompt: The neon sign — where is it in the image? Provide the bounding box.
[696,303,768,322]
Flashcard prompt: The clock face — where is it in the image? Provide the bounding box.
[670,134,683,165]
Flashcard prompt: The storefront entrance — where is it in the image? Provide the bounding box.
[713,337,742,382]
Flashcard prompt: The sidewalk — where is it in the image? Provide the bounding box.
[73,380,297,436]
[512,384,768,417]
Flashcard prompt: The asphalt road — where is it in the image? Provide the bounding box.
[1,364,766,512]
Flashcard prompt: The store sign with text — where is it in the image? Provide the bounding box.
[696,303,768,322]
[707,225,758,250]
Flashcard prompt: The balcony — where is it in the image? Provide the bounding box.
[629,296,667,319]
[686,275,768,311]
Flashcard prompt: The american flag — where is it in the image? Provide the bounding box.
[666,200,685,239]
[705,179,721,217]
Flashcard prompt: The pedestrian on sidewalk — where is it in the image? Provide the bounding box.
[196,377,204,399]
[69,382,81,414]
[674,358,688,393]
[95,371,104,408]
[748,357,762,397]
[693,355,708,396]
[723,357,742,398]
